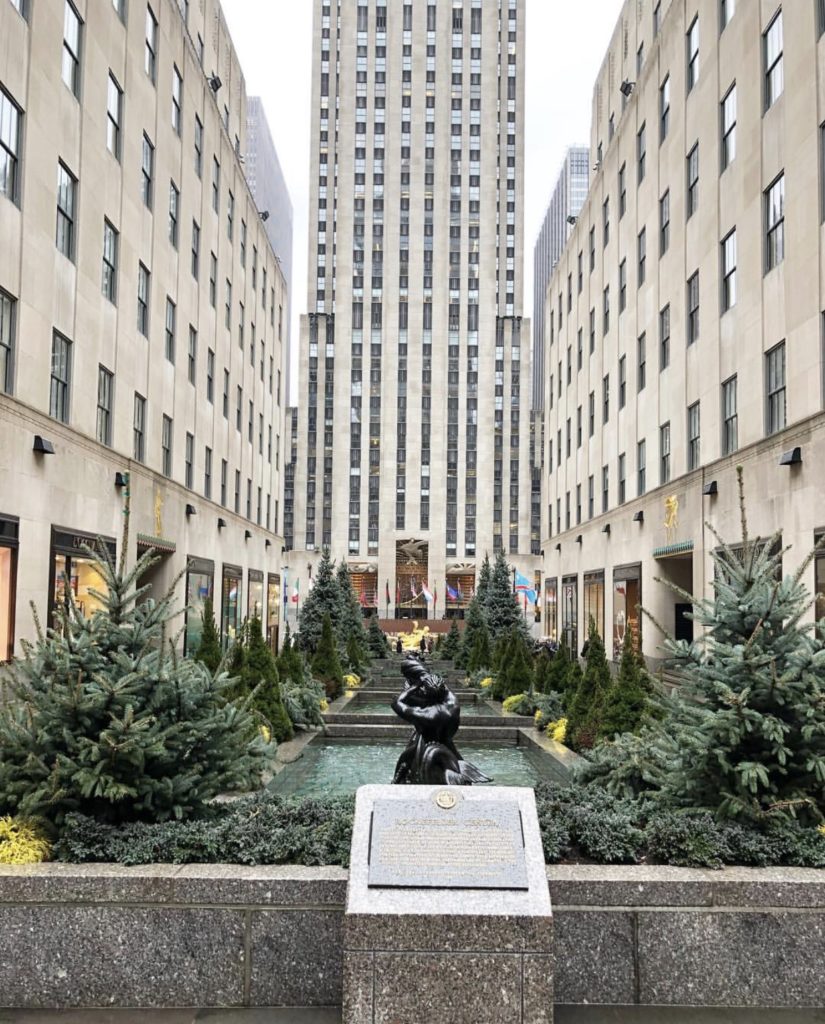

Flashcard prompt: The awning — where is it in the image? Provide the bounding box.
[137,532,176,554]
[653,540,694,560]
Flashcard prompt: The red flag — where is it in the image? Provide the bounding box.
[396,580,401,604]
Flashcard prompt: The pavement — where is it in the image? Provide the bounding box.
[1,1009,824,1023]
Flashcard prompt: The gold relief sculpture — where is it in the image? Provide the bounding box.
[154,491,163,537]
[664,495,679,542]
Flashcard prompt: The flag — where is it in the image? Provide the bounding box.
[386,579,391,606]
[433,584,438,610]
[457,582,463,601]
[291,579,300,604]
[410,578,419,599]
[514,571,537,604]
[421,583,434,604]
[396,580,401,605]
[283,573,288,605]
[446,584,459,602]
[359,590,367,607]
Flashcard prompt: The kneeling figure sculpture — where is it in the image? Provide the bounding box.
[391,654,490,785]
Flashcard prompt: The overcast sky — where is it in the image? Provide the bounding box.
[221,0,623,394]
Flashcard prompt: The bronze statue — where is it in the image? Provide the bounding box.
[391,654,490,785]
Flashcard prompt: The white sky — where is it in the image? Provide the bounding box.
[221,0,623,397]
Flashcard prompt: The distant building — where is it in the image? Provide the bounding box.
[532,147,589,410]
[245,97,293,385]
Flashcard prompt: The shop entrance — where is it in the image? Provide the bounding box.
[655,552,694,645]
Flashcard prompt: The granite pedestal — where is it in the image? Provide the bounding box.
[342,784,554,1024]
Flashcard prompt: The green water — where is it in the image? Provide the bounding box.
[268,739,561,798]
[346,700,495,716]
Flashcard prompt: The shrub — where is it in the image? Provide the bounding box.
[366,616,391,658]
[599,625,652,741]
[441,619,462,661]
[296,551,343,655]
[566,621,612,750]
[0,816,51,864]
[533,691,564,731]
[194,597,222,674]
[311,614,345,700]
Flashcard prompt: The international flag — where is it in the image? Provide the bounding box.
[446,584,459,602]
[396,580,401,605]
[386,580,391,606]
[410,578,419,599]
[283,574,288,605]
[514,571,537,604]
[433,584,438,610]
[291,579,300,604]
[421,583,434,604]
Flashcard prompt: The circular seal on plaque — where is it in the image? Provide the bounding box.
[434,790,458,810]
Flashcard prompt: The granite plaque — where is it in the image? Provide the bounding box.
[367,790,528,890]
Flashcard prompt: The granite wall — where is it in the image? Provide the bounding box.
[1,863,824,1009]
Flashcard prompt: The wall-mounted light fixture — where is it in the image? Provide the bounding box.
[33,435,55,455]
[779,447,802,467]
[217,517,227,530]
[633,510,644,523]
[114,471,128,489]
[208,74,222,92]
[555,543,561,552]
[244,529,252,540]
[602,523,611,536]
[576,535,583,545]
[185,504,197,517]
[619,79,636,97]
[260,210,270,222]
[702,480,718,496]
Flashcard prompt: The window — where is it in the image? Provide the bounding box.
[619,164,626,217]
[220,460,227,506]
[637,333,646,391]
[589,391,595,437]
[653,0,662,35]
[96,366,114,446]
[687,143,699,218]
[141,135,154,209]
[227,190,234,241]
[603,197,610,247]
[660,422,671,484]
[638,228,646,285]
[687,271,700,345]
[191,221,200,278]
[165,298,176,363]
[618,453,626,505]
[637,122,646,183]
[637,439,646,495]
[137,262,150,336]
[603,373,610,423]
[203,446,212,499]
[236,386,242,431]
[0,87,22,202]
[722,375,738,454]
[764,10,783,111]
[602,466,609,513]
[106,74,122,159]
[765,173,785,272]
[660,74,671,143]
[588,477,594,519]
[589,227,595,271]
[168,181,179,247]
[222,369,229,418]
[589,308,595,352]
[102,220,118,303]
[145,5,158,83]
[194,116,203,177]
[619,260,627,312]
[686,16,699,92]
[212,157,220,213]
[184,432,194,489]
[766,341,786,434]
[172,66,182,135]
[721,0,735,31]
[61,1,82,97]
[660,304,671,369]
[722,84,736,169]
[0,289,15,395]
[687,401,700,470]
[240,220,247,266]
[161,415,173,477]
[209,252,217,306]
[133,393,146,462]
[659,190,670,254]
[187,325,197,384]
[50,331,72,423]
[619,355,627,409]
[56,162,76,260]
[722,229,737,312]
[225,279,231,328]
[206,349,215,403]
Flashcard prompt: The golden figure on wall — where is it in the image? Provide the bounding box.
[664,495,679,542]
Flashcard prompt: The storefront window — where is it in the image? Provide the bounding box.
[267,573,281,651]
[248,570,264,623]
[221,564,242,647]
[613,564,642,660]
[50,527,115,626]
[583,571,605,642]
[184,557,214,656]
[0,515,18,662]
[561,574,578,657]
[544,578,558,641]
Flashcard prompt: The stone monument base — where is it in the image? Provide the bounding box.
[343,784,553,1024]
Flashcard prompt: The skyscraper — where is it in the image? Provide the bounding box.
[286,0,537,618]
[532,146,589,410]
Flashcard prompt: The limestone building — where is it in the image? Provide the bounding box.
[532,146,589,411]
[541,0,825,665]
[285,0,539,621]
[0,0,290,659]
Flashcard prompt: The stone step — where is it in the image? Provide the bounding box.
[323,722,522,741]
[325,713,532,729]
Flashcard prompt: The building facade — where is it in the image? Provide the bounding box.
[0,0,289,659]
[285,0,539,620]
[532,146,589,410]
[541,0,825,666]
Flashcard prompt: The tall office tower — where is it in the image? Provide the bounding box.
[246,97,294,383]
[0,0,289,658]
[541,0,825,667]
[286,0,537,619]
[531,146,589,410]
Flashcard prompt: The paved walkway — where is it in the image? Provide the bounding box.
[1,1008,823,1023]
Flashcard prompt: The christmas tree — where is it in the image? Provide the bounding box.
[485,552,530,643]
[237,617,293,743]
[335,561,370,669]
[456,597,490,670]
[467,623,492,674]
[476,553,492,606]
[566,620,611,750]
[296,550,343,654]
[194,597,222,673]
[366,615,390,658]
[311,613,345,699]
[0,500,268,824]
[599,625,652,741]
[440,618,461,661]
[493,629,534,700]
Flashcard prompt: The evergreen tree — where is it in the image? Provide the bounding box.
[564,657,583,714]
[441,619,462,661]
[567,620,612,750]
[296,550,343,655]
[194,597,222,674]
[533,648,554,695]
[0,534,268,825]
[494,629,534,700]
[548,641,573,698]
[476,553,492,606]
[467,623,492,674]
[311,613,345,699]
[456,596,488,670]
[599,625,651,741]
[240,617,293,743]
[491,632,509,674]
[335,561,370,668]
[366,615,390,658]
[276,637,326,731]
[485,552,530,643]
